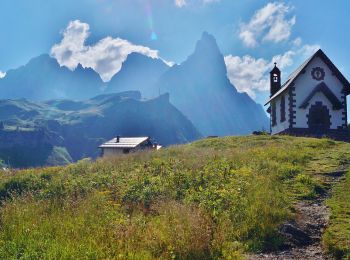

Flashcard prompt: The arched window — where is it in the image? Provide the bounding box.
[272,102,277,126]
[280,95,286,122]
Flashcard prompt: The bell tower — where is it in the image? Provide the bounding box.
[270,63,281,97]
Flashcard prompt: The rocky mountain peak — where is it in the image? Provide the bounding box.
[191,31,222,58]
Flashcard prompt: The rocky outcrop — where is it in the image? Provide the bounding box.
[157,32,269,136]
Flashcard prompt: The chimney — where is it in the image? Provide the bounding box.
[270,62,281,97]
[116,135,120,143]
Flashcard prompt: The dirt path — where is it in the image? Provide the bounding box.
[248,170,346,260]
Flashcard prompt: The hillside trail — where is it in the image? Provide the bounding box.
[248,170,347,260]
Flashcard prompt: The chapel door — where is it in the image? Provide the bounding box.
[307,102,331,134]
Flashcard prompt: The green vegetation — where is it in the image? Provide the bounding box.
[0,136,348,258]
[0,144,72,168]
[323,171,350,259]
[0,92,201,167]
[46,146,73,166]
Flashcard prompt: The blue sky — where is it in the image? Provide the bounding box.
[1,0,350,106]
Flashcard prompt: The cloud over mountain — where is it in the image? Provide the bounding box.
[225,44,320,98]
[51,20,161,82]
[224,55,269,98]
[239,2,296,48]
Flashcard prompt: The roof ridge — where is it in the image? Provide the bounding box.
[265,49,350,105]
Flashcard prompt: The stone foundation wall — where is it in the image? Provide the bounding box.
[276,128,350,142]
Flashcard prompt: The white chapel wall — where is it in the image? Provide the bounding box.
[271,92,290,134]
[293,57,345,129]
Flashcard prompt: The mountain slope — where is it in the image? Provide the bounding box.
[0,54,105,100]
[0,91,201,166]
[157,32,269,136]
[106,53,170,98]
[57,92,201,160]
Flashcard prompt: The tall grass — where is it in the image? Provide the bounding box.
[323,171,350,259]
[0,136,348,258]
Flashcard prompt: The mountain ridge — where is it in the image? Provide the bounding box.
[0,54,105,101]
[0,32,269,137]
[0,91,201,167]
[157,31,269,136]
[105,52,170,98]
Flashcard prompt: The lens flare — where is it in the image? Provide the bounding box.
[145,2,158,41]
[151,31,158,40]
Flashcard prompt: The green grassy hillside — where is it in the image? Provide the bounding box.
[323,171,350,259]
[0,135,349,259]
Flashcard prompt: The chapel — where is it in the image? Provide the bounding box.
[265,49,350,140]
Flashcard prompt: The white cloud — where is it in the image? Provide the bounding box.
[175,0,187,7]
[203,0,220,3]
[271,50,295,70]
[174,0,219,7]
[0,71,6,79]
[225,43,320,98]
[51,20,163,82]
[299,44,321,57]
[225,55,269,98]
[292,37,302,47]
[239,2,296,48]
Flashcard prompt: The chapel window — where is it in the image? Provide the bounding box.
[280,95,286,122]
[272,102,277,126]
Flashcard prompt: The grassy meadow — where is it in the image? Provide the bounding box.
[0,135,349,259]
[323,171,350,259]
